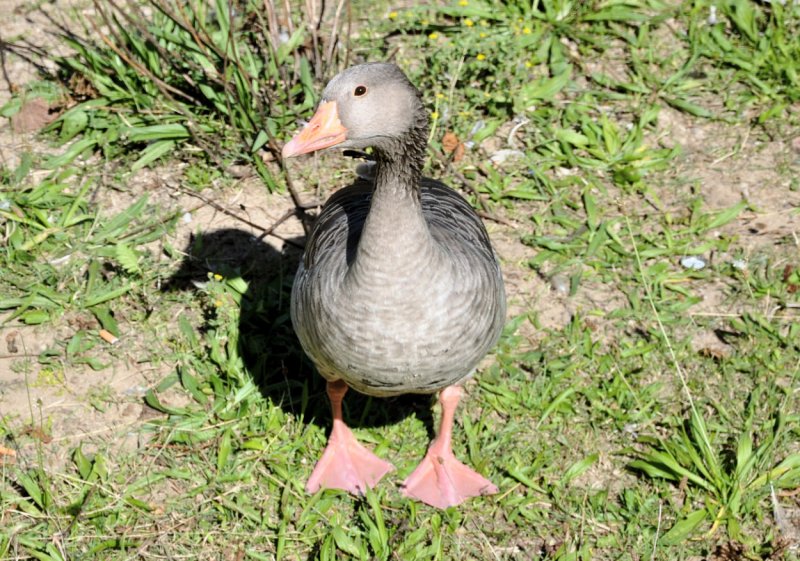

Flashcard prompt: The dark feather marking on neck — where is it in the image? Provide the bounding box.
[373,104,430,197]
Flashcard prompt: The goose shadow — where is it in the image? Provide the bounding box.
[162,226,434,437]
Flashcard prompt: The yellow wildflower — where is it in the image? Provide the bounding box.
[523,26,531,34]
[458,0,468,5]
[464,18,474,27]
[436,92,445,99]
[476,53,486,61]
[214,299,223,307]
[428,32,439,39]
[431,111,440,119]
[213,273,223,281]
[479,32,487,38]
[388,11,398,19]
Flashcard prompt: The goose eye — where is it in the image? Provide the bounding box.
[354,85,367,96]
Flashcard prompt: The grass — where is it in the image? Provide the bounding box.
[1,0,800,559]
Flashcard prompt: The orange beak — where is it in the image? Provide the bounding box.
[282,101,348,158]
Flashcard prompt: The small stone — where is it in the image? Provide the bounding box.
[489,149,525,166]
[708,5,718,24]
[124,385,149,397]
[550,274,570,295]
[226,164,252,178]
[680,256,706,270]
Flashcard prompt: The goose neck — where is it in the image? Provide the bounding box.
[347,143,435,277]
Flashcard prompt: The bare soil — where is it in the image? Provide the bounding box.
[0,0,305,466]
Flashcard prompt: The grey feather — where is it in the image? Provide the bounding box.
[290,63,506,397]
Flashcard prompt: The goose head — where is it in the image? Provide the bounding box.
[282,63,427,158]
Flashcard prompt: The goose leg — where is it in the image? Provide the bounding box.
[401,385,497,508]
[307,380,394,495]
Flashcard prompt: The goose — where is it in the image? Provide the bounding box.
[282,62,505,509]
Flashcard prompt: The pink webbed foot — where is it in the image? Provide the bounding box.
[307,380,394,495]
[401,447,498,509]
[306,423,395,495]
[401,386,498,509]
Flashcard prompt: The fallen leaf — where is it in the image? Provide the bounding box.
[0,446,17,465]
[699,347,728,361]
[442,131,465,162]
[21,425,53,444]
[68,73,98,99]
[6,331,19,354]
[11,98,55,133]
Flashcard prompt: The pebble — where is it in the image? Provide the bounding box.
[490,149,525,165]
[680,256,706,270]
[124,385,149,397]
[550,274,570,295]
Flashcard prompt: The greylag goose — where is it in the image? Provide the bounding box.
[282,63,506,509]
